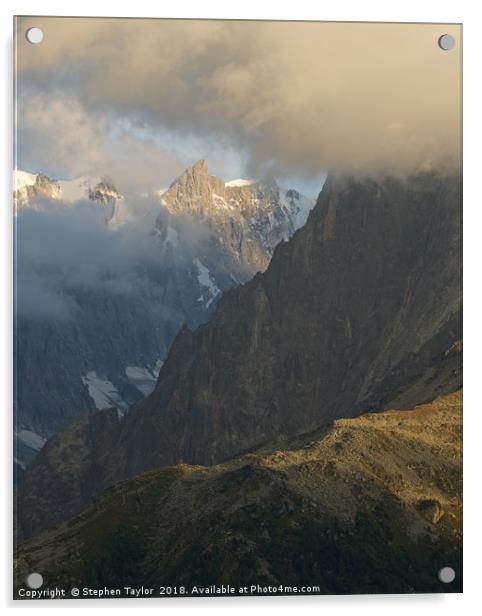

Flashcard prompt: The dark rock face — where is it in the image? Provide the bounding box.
[15,408,122,542]
[110,171,462,477]
[16,171,462,540]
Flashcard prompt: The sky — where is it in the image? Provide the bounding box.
[15,18,461,197]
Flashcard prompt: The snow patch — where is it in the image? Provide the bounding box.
[14,170,37,191]
[81,371,127,410]
[225,178,256,187]
[14,457,27,471]
[125,361,163,396]
[212,193,230,209]
[280,189,316,230]
[193,258,220,307]
[16,429,47,451]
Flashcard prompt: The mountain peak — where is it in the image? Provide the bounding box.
[192,159,209,175]
[13,171,124,225]
[168,159,211,190]
[157,160,316,272]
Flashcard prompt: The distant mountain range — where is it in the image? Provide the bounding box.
[14,170,125,223]
[13,161,315,473]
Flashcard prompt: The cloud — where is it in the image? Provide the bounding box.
[15,199,158,320]
[16,274,76,322]
[16,18,461,176]
[17,92,107,178]
[14,194,224,321]
[16,91,185,193]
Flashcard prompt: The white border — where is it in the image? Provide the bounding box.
[1,1,480,614]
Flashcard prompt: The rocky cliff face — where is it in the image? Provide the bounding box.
[158,159,313,272]
[110,171,462,478]
[14,391,462,595]
[16,170,462,539]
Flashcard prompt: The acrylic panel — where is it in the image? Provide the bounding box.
[13,17,462,599]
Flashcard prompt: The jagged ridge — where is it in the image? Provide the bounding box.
[158,159,314,272]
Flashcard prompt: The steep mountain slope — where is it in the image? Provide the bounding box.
[14,391,462,596]
[14,163,313,471]
[16,408,122,542]
[109,171,462,478]
[16,170,462,539]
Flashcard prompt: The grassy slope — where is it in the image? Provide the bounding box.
[14,390,462,595]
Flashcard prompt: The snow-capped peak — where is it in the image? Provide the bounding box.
[13,170,37,191]
[13,170,125,225]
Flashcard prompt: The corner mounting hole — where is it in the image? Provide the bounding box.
[438,34,455,51]
[438,566,456,583]
[26,27,43,45]
[26,572,43,589]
